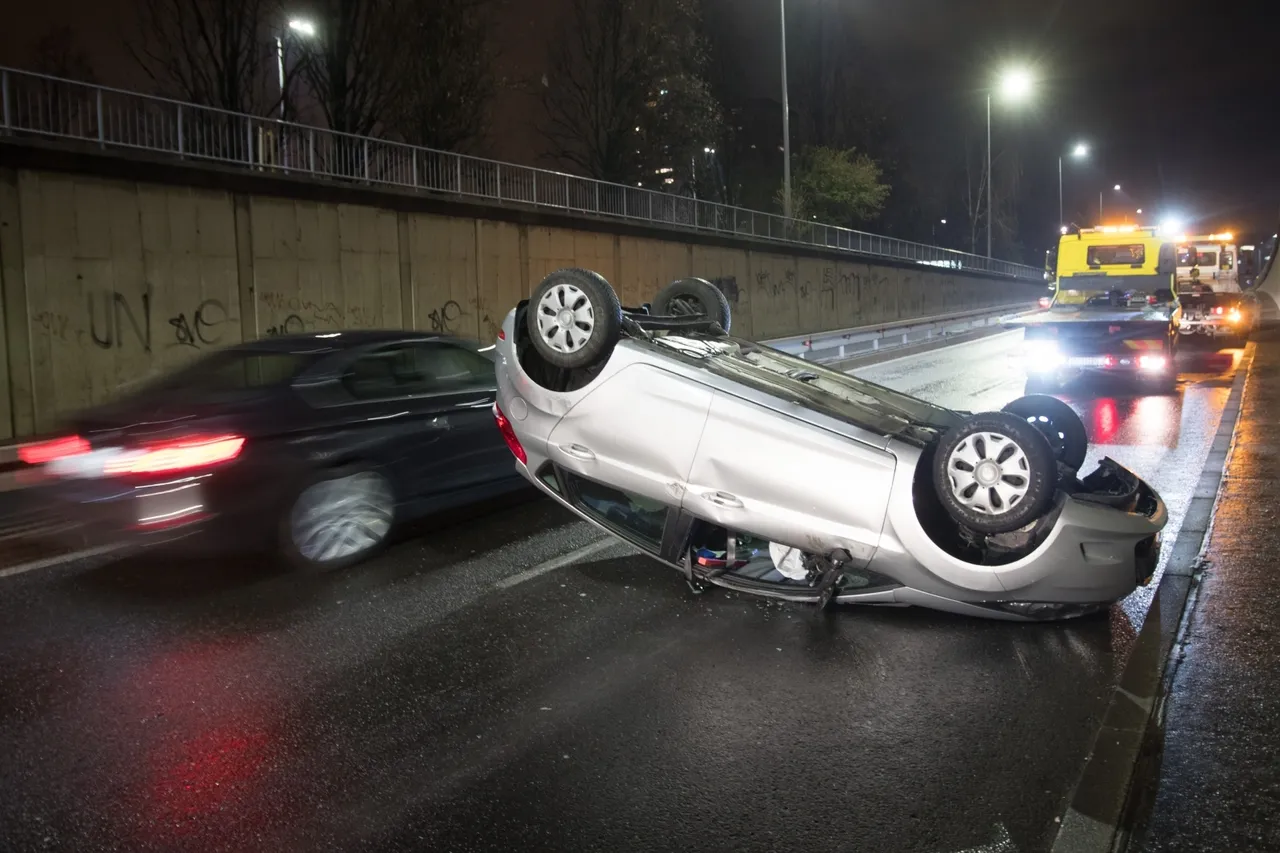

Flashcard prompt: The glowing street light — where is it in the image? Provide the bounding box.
[986,65,1035,257]
[997,67,1034,103]
[1072,142,1089,158]
[1114,183,1122,191]
[288,18,316,36]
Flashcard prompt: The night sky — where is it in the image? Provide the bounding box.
[3,0,1276,248]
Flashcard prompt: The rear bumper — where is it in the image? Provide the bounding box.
[32,471,277,556]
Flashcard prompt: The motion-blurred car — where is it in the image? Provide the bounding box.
[18,332,524,570]
[492,269,1168,621]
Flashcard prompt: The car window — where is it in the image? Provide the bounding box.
[149,351,316,393]
[567,474,668,549]
[342,342,494,400]
[418,343,495,391]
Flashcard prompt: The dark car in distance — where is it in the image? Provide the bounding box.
[18,331,525,570]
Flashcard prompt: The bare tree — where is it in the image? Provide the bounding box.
[384,0,500,152]
[129,0,278,114]
[33,26,98,82]
[297,0,405,137]
[540,0,721,186]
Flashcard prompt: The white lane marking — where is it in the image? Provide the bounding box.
[0,543,125,579]
[494,537,618,590]
[940,823,1018,853]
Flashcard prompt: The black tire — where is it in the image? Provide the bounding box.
[527,268,623,370]
[651,277,732,333]
[932,412,1058,535]
[1002,394,1088,472]
[279,462,396,572]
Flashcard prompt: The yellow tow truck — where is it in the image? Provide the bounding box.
[1007,225,1181,392]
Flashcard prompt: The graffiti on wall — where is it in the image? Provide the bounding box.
[265,315,305,336]
[426,297,497,340]
[259,292,367,330]
[428,300,463,333]
[168,299,229,349]
[88,290,152,352]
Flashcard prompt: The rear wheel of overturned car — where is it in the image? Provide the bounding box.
[281,463,396,572]
[932,412,1058,535]
[1001,394,1088,472]
[527,268,623,370]
[651,277,732,332]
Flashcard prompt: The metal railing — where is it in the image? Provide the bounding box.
[0,66,1042,281]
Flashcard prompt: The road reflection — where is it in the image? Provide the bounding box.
[1026,346,1244,449]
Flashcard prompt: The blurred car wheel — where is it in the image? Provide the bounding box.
[281,463,395,571]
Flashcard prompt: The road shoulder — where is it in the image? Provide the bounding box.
[1049,338,1256,853]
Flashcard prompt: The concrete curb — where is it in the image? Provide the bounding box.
[1048,341,1256,853]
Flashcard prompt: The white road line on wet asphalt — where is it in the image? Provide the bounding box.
[494,537,619,590]
[0,544,125,579]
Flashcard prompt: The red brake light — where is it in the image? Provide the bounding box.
[492,404,526,465]
[19,435,90,465]
[1147,294,1157,305]
[1214,305,1224,315]
[498,328,506,341]
[104,435,245,476]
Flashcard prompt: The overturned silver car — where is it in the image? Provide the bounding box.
[492,269,1167,621]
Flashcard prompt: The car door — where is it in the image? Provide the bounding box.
[334,343,464,498]
[408,339,512,491]
[683,390,896,568]
[545,362,714,510]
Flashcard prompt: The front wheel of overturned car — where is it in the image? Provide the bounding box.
[651,277,732,332]
[1001,394,1088,472]
[280,463,396,572]
[527,268,623,370]
[932,412,1058,535]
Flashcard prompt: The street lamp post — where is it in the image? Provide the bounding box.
[780,0,791,220]
[987,67,1033,258]
[1100,183,1121,220]
[277,19,316,120]
[1059,142,1088,228]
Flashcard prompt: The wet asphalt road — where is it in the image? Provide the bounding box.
[0,333,1246,853]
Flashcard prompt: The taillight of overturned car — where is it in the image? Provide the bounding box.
[103,435,246,476]
[18,435,91,465]
[492,404,526,465]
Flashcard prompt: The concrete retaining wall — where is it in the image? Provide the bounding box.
[0,166,1034,438]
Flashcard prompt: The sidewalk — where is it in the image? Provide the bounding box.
[1135,328,1280,851]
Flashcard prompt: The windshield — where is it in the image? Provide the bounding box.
[1087,244,1146,266]
[650,335,963,437]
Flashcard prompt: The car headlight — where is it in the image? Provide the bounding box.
[1229,308,1242,323]
[1023,339,1064,372]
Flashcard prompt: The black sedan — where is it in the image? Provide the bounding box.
[18,331,526,570]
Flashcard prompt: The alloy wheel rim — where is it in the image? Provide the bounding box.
[290,471,394,564]
[536,283,595,354]
[946,431,1031,516]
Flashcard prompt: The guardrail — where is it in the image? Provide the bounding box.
[0,65,1043,282]
[765,303,1035,364]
